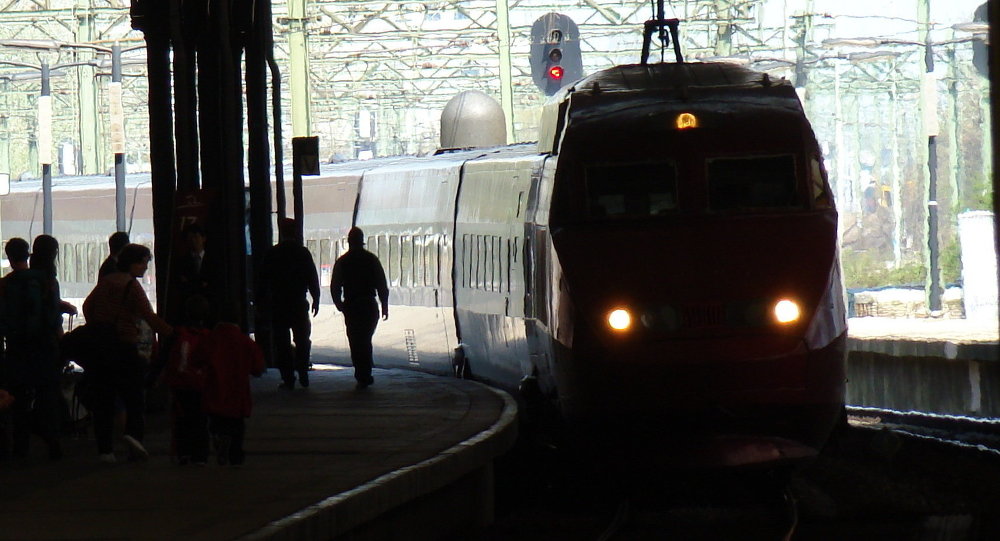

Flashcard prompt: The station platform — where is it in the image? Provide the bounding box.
[846,316,1000,417]
[0,364,517,540]
[848,316,999,359]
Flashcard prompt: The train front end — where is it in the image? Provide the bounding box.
[545,63,847,468]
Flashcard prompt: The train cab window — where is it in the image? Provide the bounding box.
[585,161,678,219]
[810,157,833,209]
[708,155,801,211]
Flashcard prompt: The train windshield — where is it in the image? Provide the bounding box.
[585,161,678,219]
[707,155,801,211]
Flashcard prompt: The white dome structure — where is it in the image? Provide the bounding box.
[439,90,506,149]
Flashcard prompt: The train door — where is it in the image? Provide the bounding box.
[523,157,558,394]
[355,160,463,376]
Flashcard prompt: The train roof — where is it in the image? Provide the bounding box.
[4,143,543,194]
[537,61,802,153]
[573,61,792,94]
[6,171,154,194]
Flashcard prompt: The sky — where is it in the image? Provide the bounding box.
[794,0,984,39]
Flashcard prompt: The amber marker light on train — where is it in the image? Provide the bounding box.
[676,112,699,130]
[773,299,801,324]
[607,308,632,331]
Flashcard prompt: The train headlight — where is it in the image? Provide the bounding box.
[773,299,801,324]
[676,112,699,130]
[607,308,632,331]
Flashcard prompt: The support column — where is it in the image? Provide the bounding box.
[288,0,311,137]
[110,44,126,231]
[919,0,942,312]
[76,0,100,175]
[0,88,9,175]
[495,0,515,143]
[40,62,53,235]
[132,0,178,313]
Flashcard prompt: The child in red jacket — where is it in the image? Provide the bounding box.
[201,312,265,466]
[153,295,212,465]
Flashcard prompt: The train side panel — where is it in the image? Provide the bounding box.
[453,153,545,389]
[299,172,362,298]
[353,158,464,376]
[2,180,155,299]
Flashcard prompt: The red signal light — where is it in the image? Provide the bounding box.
[548,65,564,80]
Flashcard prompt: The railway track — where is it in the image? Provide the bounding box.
[847,406,1000,455]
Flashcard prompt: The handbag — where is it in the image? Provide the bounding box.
[61,323,117,371]
[63,277,137,372]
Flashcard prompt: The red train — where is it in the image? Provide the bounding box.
[1,61,846,469]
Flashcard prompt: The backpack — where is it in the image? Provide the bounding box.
[0,270,46,340]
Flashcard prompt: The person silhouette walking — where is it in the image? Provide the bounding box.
[329,227,388,389]
[260,218,320,390]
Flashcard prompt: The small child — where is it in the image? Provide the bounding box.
[201,308,265,466]
[154,295,212,465]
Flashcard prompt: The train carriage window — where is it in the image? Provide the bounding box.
[59,243,72,283]
[481,235,489,291]
[428,235,439,287]
[708,155,801,211]
[506,238,513,293]
[389,235,401,286]
[483,236,492,292]
[461,234,470,288]
[376,235,388,271]
[492,236,500,292]
[499,237,507,294]
[494,236,502,292]
[585,161,678,219]
[306,239,319,273]
[401,235,413,288]
[414,236,425,287]
[472,235,481,290]
[77,245,88,282]
[89,243,102,280]
[319,239,332,285]
[477,235,486,290]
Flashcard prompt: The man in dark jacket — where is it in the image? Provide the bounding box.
[260,218,320,389]
[329,227,389,389]
[174,222,217,322]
